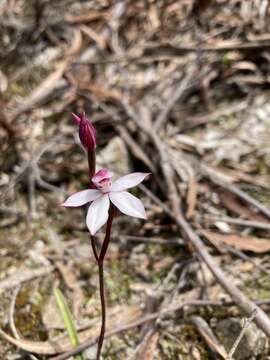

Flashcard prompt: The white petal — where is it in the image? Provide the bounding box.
[109,191,146,219]
[61,189,101,207]
[111,172,150,192]
[86,194,110,235]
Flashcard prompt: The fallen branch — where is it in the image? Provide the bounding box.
[201,214,270,231]
[75,41,270,65]
[144,42,270,55]
[0,266,54,295]
[201,163,270,220]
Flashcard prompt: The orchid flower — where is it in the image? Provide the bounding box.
[62,169,150,235]
[63,112,149,360]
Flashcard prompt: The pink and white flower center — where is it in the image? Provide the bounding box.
[92,169,113,193]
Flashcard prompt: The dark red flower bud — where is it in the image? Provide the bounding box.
[72,112,96,177]
[72,112,96,151]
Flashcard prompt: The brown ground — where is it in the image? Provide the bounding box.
[1,1,270,359]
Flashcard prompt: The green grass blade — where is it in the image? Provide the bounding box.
[54,288,85,360]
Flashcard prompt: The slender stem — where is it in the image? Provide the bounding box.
[95,205,115,360]
[90,235,99,262]
[99,206,115,262]
[96,261,105,360]
[88,150,96,179]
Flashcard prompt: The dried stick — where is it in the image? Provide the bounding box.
[132,263,181,359]
[1,135,63,202]
[74,39,270,64]
[9,286,21,340]
[201,164,270,220]
[226,309,258,360]
[9,285,39,360]
[143,42,270,55]
[154,71,196,131]
[117,125,155,172]
[221,181,270,220]
[190,316,228,359]
[202,214,270,231]
[222,244,270,277]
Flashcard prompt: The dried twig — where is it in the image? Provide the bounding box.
[131,263,181,359]
[201,214,270,231]
[190,316,229,359]
[154,70,196,131]
[0,266,54,295]
[143,41,270,55]
[8,285,39,360]
[202,164,270,220]
[226,309,258,360]
[1,135,64,202]
[9,285,21,340]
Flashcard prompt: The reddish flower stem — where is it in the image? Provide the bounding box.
[88,150,96,179]
[96,261,105,360]
[90,235,99,262]
[99,206,115,262]
[95,205,115,360]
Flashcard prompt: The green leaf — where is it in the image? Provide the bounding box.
[54,288,85,360]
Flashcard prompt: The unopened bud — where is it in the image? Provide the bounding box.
[72,112,96,177]
[72,112,96,151]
